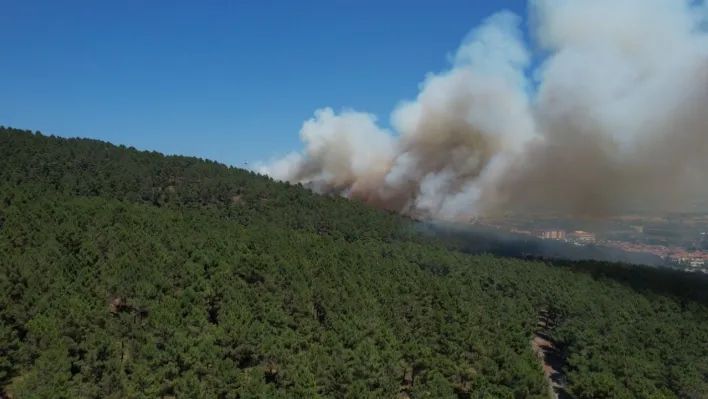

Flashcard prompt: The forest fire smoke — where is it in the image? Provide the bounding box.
[258,0,708,220]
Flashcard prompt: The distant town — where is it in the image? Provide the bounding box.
[461,213,708,273]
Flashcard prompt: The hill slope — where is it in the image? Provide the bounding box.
[2,127,708,399]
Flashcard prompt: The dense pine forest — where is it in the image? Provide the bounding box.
[2,126,708,399]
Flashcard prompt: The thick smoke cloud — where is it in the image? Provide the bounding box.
[258,0,708,221]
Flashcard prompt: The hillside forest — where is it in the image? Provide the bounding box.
[2,127,708,399]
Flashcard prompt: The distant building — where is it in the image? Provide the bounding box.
[667,248,708,266]
[568,230,596,244]
[538,230,566,240]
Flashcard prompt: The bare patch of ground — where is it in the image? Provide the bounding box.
[532,309,572,399]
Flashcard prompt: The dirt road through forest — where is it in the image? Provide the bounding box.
[532,309,571,399]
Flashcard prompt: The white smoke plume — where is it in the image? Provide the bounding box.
[258,0,708,221]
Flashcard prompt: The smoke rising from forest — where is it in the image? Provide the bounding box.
[258,0,708,221]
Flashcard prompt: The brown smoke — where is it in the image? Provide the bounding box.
[259,0,708,221]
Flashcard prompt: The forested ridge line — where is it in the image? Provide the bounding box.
[0,127,415,245]
[2,126,708,399]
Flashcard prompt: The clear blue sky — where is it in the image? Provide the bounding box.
[1,0,529,167]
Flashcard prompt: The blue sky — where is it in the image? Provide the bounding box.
[1,0,529,167]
